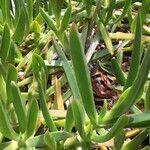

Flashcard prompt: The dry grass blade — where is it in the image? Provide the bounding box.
[52,75,64,110]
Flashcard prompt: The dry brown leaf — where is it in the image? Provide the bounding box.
[52,75,64,110]
[125,128,142,139]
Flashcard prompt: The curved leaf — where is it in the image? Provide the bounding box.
[92,115,129,143]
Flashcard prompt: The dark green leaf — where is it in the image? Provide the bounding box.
[13,8,26,44]
[0,24,11,62]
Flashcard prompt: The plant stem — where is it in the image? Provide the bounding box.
[109,32,150,43]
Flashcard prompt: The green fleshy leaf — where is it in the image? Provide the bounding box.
[37,79,57,131]
[0,24,11,62]
[103,44,150,121]
[6,64,17,104]
[44,132,57,150]
[25,99,39,139]
[64,103,74,132]
[97,21,114,55]
[11,81,27,133]
[40,8,57,32]
[71,99,86,139]
[13,8,26,44]
[124,13,142,90]
[69,24,98,124]
[60,5,71,32]
[0,100,18,140]
[92,115,129,143]
[114,130,125,150]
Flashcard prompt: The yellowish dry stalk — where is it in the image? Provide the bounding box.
[109,32,150,43]
[125,128,142,138]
